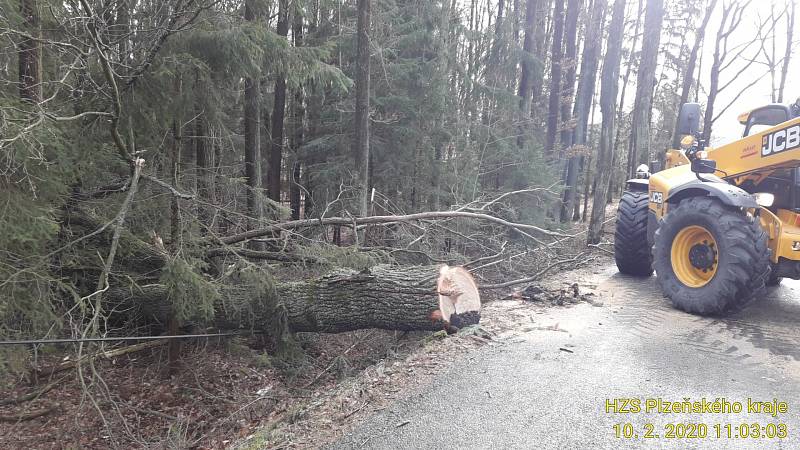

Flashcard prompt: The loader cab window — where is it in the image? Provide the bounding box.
[743,105,792,137]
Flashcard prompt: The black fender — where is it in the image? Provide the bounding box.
[667,179,758,209]
[625,178,649,192]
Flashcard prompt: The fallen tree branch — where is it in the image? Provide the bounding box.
[206,247,324,263]
[142,174,195,199]
[0,404,57,422]
[358,246,455,264]
[0,378,64,406]
[456,185,559,211]
[463,241,508,268]
[587,243,614,255]
[479,253,594,290]
[33,340,167,380]
[219,211,570,246]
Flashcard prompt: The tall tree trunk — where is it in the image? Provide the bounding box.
[626,0,663,177]
[544,0,565,157]
[355,0,371,217]
[531,0,552,118]
[243,0,263,243]
[778,1,796,103]
[611,0,642,195]
[672,0,718,148]
[302,1,327,220]
[195,111,214,229]
[18,0,42,103]
[588,0,626,244]
[556,0,580,221]
[169,105,183,372]
[580,154,592,221]
[170,119,182,246]
[561,0,604,222]
[517,0,538,149]
[289,9,305,220]
[269,0,290,204]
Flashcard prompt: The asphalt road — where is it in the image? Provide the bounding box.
[332,266,800,449]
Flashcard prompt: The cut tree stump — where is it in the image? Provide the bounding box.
[108,265,481,333]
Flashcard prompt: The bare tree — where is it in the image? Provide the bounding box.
[611,0,643,195]
[672,0,719,148]
[626,0,664,177]
[778,1,796,103]
[562,0,606,222]
[556,0,581,221]
[702,0,763,143]
[544,0,566,157]
[588,0,627,244]
[755,4,787,103]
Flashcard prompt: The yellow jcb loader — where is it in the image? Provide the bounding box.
[614,100,800,315]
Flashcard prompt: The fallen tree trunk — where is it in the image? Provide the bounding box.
[31,340,167,381]
[62,209,496,335]
[108,265,481,334]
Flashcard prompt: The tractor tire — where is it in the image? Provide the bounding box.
[653,197,770,315]
[614,190,653,276]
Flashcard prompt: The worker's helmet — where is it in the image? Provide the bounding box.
[792,98,800,117]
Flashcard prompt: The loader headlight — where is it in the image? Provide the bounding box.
[754,192,775,207]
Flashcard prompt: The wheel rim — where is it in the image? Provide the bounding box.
[670,225,718,288]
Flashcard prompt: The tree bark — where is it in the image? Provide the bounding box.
[611,0,642,193]
[243,0,263,239]
[108,265,480,333]
[517,0,538,120]
[531,0,552,118]
[355,0,371,217]
[588,0,626,244]
[18,0,42,103]
[170,74,183,245]
[561,0,604,222]
[558,0,581,149]
[195,109,214,228]
[269,0,290,204]
[170,116,182,245]
[289,8,305,220]
[626,0,663,177]
[544,0,565,157]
